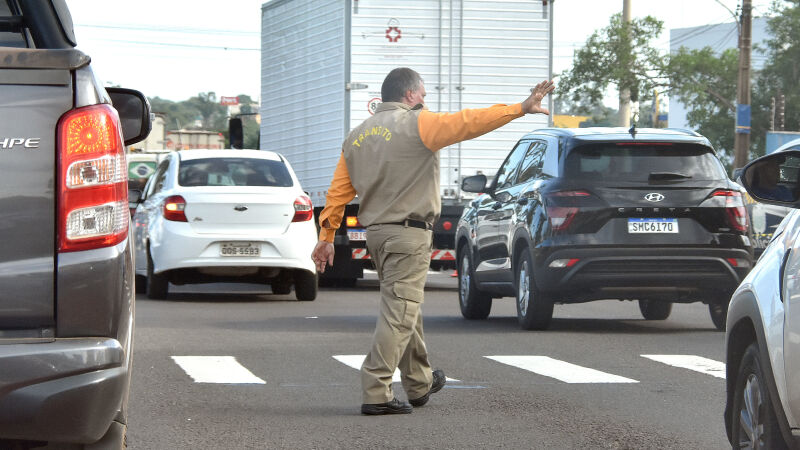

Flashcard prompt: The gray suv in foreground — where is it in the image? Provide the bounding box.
[0,1,151,448]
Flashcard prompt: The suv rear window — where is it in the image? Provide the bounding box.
[0,2,26,48]
[564,143,727,181]
[178,157,294,187]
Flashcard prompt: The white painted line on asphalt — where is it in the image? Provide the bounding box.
[485,356,639,384]
[171,356,266,384]
[641,355,725,379]
[332,355,459,382]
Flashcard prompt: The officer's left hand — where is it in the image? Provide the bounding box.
[312,241,335,273]
[521,80,555,115]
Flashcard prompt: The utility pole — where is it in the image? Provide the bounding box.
[733,0,752,169]
[618,0,632,127]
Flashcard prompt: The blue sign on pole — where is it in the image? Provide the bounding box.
[736,104,751,134]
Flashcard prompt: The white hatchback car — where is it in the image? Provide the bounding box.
[131,149,317,300]
[725,149,800,449]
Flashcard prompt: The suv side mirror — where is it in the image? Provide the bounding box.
[107,87,152,146]
[732,168,743,182]
[740,150,800,206]
[462,174,488,193]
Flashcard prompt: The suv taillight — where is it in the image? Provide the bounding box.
[546,191,590,231]
[163,195,188,222]
[293,195,313,222]
[57,104,128,253]
[712,190,748,232]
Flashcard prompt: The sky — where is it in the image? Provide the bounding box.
[65,0,776,103]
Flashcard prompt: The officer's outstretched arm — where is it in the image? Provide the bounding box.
[418,80,555,152]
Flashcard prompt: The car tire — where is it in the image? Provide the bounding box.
[730,343,788,449]
[295,270,318,301]
[638,300,672,320]
[515,250,553,330]
[709,300,729,331]
[271,280,291,295]
[134,275,147,293]
[146,249,168,300]
[458,246,492,320]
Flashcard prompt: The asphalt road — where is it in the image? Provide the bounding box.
[128,271,731,449]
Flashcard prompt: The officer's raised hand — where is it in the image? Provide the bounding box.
[521,80,555,115]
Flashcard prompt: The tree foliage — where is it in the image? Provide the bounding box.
[667,47,739,160]
[558,13,667,107]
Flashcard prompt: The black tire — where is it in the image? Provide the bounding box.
[146,249,168,299]
[457,247,492,320]
[730,343,788,449]
[295,270,318,301]
[271,280,291,295]
[638,300,672,320]
[709,301,729,331]
[134,275,147,294]
[515,250,553,330]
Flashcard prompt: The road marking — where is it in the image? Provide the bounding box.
[171,356,266,384]
[485,356,639,384]
[641,355,725,379]
[332,355,459,382]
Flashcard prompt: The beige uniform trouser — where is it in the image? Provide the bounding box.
[361,224,434,404]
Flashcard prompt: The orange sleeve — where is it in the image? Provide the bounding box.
[418,103,525,152]
[317,154,357,243]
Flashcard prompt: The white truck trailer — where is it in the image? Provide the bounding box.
[260,0,553,284]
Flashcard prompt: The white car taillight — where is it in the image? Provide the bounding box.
[57,104,128,252]
[292,195,313,222]
[163,195,188,222]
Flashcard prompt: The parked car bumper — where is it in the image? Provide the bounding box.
[536,246,752,300]
[0,338,127,444]
[151,221,316,274]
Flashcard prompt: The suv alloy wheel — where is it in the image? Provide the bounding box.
[515,250,553,330]
[458,247,492,319]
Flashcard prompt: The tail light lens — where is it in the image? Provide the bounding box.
[712,190,748,232]
[163,195,188,222]
[346,215,362,227]
[58,104,128,252]
[546,191,590,231]
[293,195,313,222]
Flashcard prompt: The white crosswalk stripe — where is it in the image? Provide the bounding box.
[171,356,266,384]
[332,354,460,382]
[485,355,639,384]
[641,355,725,379]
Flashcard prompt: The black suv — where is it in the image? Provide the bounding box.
[455,127,753,330]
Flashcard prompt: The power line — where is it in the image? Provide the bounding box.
[93,38,259,51]
[75,23,259,36]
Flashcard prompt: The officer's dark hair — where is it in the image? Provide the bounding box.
[381,68,423,103]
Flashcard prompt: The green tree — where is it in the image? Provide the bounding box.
[753,0,800,154]
[558,13,668,126]
[186,92,228,130]
[667,47,739,162]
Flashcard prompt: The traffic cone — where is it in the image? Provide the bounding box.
[451,269,458,277]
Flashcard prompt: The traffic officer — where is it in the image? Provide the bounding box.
[312,68,554,415]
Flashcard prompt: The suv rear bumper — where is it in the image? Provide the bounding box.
[0,338,127,443]
[537,247,752,301]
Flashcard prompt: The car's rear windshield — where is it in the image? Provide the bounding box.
[563,143,727,181]
[178,157,293,187]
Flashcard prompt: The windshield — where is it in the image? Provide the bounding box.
[563,143,727,182]
[178,157,293,187]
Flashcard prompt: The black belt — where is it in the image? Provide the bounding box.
[382,219,432,230]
